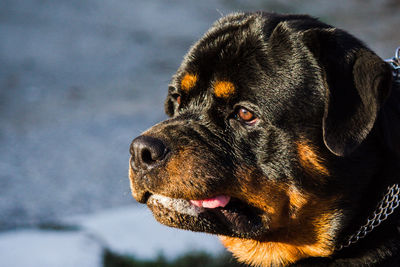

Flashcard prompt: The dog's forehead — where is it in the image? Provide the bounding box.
[172,13,324,95]
[168,12,331,120]
[170,14,266,102]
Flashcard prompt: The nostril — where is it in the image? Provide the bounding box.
[130,135,169,170]
[141,148,154,165]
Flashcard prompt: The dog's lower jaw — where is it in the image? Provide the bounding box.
[219,235,335,267]
[218,207,340,267]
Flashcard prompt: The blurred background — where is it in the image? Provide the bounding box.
[0,0,399,266]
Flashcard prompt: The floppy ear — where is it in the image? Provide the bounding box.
[302,28,393,156]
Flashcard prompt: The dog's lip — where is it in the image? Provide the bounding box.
[147,194,205,216]
[147,193,264,236]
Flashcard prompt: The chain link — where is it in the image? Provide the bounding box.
[336,184,400,251]
[385,46,400,82]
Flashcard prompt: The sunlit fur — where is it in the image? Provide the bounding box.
[181,73,197,92]
[214,80,235,98]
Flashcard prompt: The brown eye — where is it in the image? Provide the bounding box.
[238,108,254,121]
[236,107,258,125]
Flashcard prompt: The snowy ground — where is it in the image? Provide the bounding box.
[0,230,103,267]
[0,0,399,266]
[0,205,224,267]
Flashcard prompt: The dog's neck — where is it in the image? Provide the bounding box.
[380,47,400,157]
[332,68,400,262]
[331,84,400,263]
[380,74,400,158]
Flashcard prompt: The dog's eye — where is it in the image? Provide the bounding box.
[236,107,258,125]
[238,108,254,121]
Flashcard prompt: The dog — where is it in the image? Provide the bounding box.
[128,12,400,266]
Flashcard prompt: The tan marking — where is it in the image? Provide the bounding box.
[214,81,235,98]
[233,167,287,230]
[181,73,197,92]
[224,166,339,266]
[287,187,308,219]
[297,141,330,176]
[220,215,334,267]
[219,196,338,267]
[163,148,208,199]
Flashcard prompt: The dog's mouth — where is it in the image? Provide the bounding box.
[145,193,266,239]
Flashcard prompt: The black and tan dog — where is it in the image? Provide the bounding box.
[129,12,400,266]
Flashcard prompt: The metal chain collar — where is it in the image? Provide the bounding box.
[337,184,400,251]
[385,46,400,83]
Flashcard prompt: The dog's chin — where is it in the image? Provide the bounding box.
[146,194,267,239]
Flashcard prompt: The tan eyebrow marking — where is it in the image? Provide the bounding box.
[214,81,235,98]
[181,73,197,92]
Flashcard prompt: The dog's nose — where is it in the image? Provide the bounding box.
[130,135,169,170]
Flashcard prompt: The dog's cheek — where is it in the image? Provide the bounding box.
[233,166,289,229]
[227,164,342,267]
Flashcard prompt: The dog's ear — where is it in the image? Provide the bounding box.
[302,28,392,156]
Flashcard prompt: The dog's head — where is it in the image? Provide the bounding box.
[129,12,392,266]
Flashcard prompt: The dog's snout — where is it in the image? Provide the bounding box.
[130,135,169,170]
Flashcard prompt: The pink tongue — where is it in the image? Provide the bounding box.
[190,195,231,209]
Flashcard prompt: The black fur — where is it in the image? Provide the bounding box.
[130,12,400,266]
